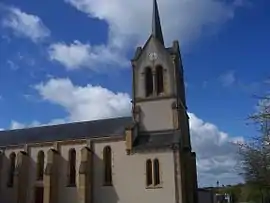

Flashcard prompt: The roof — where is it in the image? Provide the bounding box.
[0,117,133,147]
[133,129,181,150]
[0,116,180,150]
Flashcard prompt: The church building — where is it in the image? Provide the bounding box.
[0,1,198,203]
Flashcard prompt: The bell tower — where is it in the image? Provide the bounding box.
[131,0,190,148]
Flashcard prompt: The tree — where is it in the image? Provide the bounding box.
[237,95,270,201]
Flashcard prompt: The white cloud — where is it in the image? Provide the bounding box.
[10,119,66,130]
[48,0,247,70]
[34,78,131,121]
[189,113,243,186]
[11,77,241,186]
[10,121,29,130]
[219,70,236,87]
[6,60,19,71]
[1,34,11,43]
[2,7,50,42]
[48,41,128,70]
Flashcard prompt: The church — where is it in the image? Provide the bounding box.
[0,1,198,203]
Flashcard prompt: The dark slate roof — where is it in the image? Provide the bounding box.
[0,117,133,146]
[0,116,181,150]
[133,129,181,150]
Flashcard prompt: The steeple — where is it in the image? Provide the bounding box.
[131,0,189,135]
[152,0,164,45]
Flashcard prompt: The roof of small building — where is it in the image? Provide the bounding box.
[0,116,180,149]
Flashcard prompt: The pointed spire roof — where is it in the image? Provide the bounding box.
[152,0,164,45]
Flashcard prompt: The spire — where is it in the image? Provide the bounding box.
[152,0,164,45]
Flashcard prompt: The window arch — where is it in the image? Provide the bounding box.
[156,65,164,95]
[146,159,153,186]
[36,150,45,180]
[103,146,112,185]
[153,159,160,185]
[7,152,16,187]
[68,148,76,186]
[145,67,153,97]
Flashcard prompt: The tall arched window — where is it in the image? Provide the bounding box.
[36,150,45,180]
[156,65,164,95]
[68,148,76,186]
[146,159,153,186]
[103,146,112,185]
[145,67,153,97]
[153,159,160,185]
[7,152,16,187]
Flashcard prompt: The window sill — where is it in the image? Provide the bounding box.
[7,184,13,188]
[146,185,162,189]
[103,183,113,187]
[135,94,175,102]
[66,184,76,187]
[36,178,44,181]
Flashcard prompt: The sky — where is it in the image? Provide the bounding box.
[0,0,269,187]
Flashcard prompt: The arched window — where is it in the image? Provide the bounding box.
[156,65,164,95]
[68,148,76,186]
[145,67,153,97]
[153,159,160,185]
[103,146,112,185]
[7,152,16,187]
[36,151,45,180]
[146,159,153,186]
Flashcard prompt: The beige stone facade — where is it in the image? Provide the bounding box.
[0,138,194,203]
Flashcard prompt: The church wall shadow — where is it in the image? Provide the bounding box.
[57,154,80,203]
[0,155,13,203]
[92,152,119,203]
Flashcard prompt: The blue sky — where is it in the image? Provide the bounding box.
[0,0,269,186]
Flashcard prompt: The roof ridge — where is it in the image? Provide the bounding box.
[0,116,132,133]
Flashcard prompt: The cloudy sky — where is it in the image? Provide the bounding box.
[0,0,269,187]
